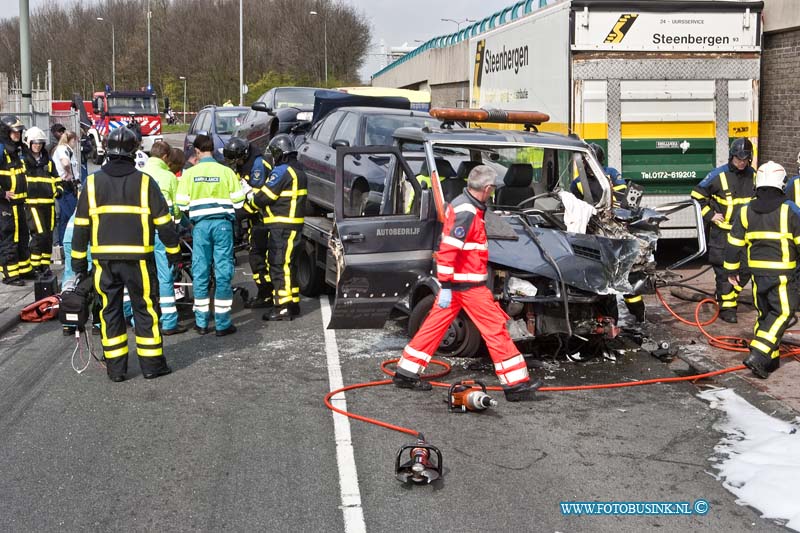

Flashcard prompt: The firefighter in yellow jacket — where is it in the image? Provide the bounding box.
[71,127,181,382]
[723,161,800,379]
[22,126,60,276]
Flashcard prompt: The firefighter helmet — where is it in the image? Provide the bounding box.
[729,138,753,162]
[106,126,138,158]
[268,134,296,164]
[754,161,787,191]
[24,126,47,147]
[588,143,605,165]
[223,137,249,165]
[0,115,24,138]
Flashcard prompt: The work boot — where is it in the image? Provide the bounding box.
[2,277,24,286]
[743,352,778,379]
[245,290,274,309]
[215,324,237,337]
[194,325,212,335]
[263,305,293,321]
[162,324,189,336]
[289,302,301,317]
[392,372,432,391]
[143,366,172,380]
[503,378,544,402]
[718,309,737,324]
[108,374,126,383]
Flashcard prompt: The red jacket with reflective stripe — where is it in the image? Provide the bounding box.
[435,191,489,288]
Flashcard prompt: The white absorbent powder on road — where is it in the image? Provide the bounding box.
[699,387,800,531]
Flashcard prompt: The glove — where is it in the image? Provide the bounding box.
[437,288,452,309]
[167,252,182,268]
[55,189,63,199]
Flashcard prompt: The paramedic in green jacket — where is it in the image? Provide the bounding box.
[176,135,245,336]
[143,140,186,335]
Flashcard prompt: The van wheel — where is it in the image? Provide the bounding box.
[92,139,104,165]
[297,243,324,297]
[349,180,370,216]
[408,294,481,357]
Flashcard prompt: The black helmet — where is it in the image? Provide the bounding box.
[126,120,143,144]
[588,143,605,165]
[106,126,138,158]
[729,138,753,162]
[268,134,296,164]
[0,115,25,139]
[223,137,249,164]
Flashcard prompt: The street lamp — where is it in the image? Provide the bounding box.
[309,10,328,85]
[96,17,115,90]
[239,0,244,105]
[441,18,476,33]
[147,0,152,88]
[179,76,187,124]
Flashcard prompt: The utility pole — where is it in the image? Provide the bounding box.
[239,0,244,105]
[147,0,152,88]
[19,0,32,113]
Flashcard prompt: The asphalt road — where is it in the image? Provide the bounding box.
[0,282,788,532]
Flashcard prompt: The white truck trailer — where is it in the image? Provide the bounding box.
[469,0,763,238]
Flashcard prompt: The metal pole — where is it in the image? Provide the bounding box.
[181,77,187,124]
[323,17,328,85]
[112,23,116,90]
[147,0,151,88]
[47,59,53,104]
[239,0,244,105]
[19,0,32,113]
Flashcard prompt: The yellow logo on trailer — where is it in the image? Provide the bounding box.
[604,14,639,44]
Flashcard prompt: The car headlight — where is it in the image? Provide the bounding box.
[296,111,313,122]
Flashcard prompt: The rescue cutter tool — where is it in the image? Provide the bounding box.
[395,438,443,484]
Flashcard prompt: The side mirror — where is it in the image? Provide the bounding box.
[92,98,102,115]
[196,130,209,137]
[331,139,350,150]
[251,101,272,113]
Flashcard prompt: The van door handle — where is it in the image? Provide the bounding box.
[341,232,365,243]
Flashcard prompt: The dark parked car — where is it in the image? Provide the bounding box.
[298,106,437,213]
[184,105,248,162]
[232,86,325,153]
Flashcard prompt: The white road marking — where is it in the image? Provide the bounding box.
[320,296,367,533]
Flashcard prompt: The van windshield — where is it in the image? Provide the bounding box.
[107,96,158,115]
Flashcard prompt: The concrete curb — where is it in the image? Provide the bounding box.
[676,342,800,421]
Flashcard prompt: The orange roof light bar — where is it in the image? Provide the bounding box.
[429,107,550,124]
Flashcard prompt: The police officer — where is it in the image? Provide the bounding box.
[176,134,245,336]
[0,115,30,285]
[692,138,755,323]
[394,165,544,401]
[250,134,307,321]
[223,137,274,308]
[71,127,181,382]
[142,140,187,335]
[22,126,60,277]
[569,144,645,322]
[723,161,800,379]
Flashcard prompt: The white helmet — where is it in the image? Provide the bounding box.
[24,126,47,147]
[755,161,787,190]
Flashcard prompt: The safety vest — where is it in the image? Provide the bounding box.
[435,192,489,287]
[72,166,180,261]
[252,163,307,227]
[405,174,437,213]
[23,153,60,205]
[724,202,800,274]
[143,157,180,220]
[176,157,245,222]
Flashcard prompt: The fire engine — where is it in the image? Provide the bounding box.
[86,87,163,162]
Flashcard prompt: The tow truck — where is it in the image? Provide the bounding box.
[296,107,705,357]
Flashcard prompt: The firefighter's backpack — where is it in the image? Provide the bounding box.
[20,295,60,322]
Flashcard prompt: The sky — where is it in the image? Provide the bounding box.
[5,0,517,82]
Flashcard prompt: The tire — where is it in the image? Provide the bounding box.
[349,180,369,216]
[407,294,482,357]
[297,243,325,297]
[92,138,104,165]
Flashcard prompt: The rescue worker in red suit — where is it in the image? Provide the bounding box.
[393,165,544,401]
